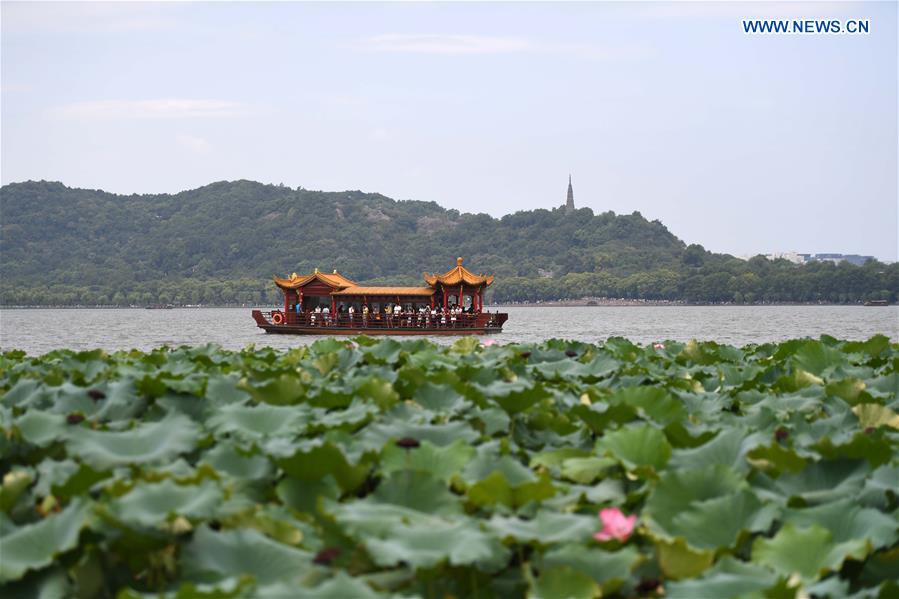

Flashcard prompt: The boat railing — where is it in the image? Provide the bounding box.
[262,310,502,329]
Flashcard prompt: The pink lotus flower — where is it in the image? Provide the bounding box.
[593,507,636,542]
[481,338,497,347]
[653,343,665,350]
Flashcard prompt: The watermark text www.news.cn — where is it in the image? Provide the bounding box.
[742,19,870,35]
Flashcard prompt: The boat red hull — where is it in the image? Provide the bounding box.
[252,310,507,336]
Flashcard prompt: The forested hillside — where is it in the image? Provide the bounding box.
[1,180,896,305]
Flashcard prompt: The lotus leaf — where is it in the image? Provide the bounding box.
[0,336,895,596]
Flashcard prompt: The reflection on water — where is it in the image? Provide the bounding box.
[1,306,896,355]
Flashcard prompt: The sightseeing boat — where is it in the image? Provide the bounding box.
[252,257,509,335]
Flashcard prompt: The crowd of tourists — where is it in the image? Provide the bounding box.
[296,302,477,328]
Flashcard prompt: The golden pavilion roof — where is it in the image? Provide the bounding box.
[423,257,494,287]
[331,286,436,297]
[273,269,357,291]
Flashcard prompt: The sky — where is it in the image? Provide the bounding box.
[2,1,897,260]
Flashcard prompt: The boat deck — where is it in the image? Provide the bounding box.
[252,310,507,335]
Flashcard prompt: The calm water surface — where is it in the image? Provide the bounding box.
[1,306,896,355]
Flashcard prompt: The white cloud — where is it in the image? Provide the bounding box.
[176,134,212,154]
[53,99,246,120]
[361,34,531,55]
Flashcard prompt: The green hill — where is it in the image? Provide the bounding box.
[1,180,896,305]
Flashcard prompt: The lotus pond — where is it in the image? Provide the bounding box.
[1,336,897,598]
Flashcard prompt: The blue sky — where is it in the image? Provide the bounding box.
[2,1,896,260]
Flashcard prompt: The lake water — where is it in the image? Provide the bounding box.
[1,306,896,355]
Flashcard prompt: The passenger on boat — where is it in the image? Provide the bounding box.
[385,304,393,327]
[362,304,369,325]
[348,305,355,322]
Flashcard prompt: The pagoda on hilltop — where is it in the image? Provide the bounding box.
[565,175,575,212]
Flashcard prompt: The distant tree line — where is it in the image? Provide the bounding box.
[1,180,896,306]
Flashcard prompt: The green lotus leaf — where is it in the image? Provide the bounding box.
[109,479,224,527]
[328,499,437,539]
[813,430,893,467]
[843,335,891,358]
[645,465,766,550]
[853,403,899,430]
[351,377,399,411]
[560,457,616,484]
[118,577,255,598]
[791,341,847,376]
[752,523,855,583]
[470,472,555,509]
[531,565,599,599]
[571,402,637,433]
[199,442,273,481]
[530,448,593,472]
[412,382,469,414]
[669,428,763,473]
[360,420,479,450]
[752,458,869,506]
[668,489,778,550]
[607,386,685,425]
[665,556,779,599]
[1,378,44,408]
[470,406,511,435]
[207,402,309,440]
[286,572,384,599]
[361,338,404,364]
[182,526,312,584]
[655,536,714,580]
[0,469,33,513]
[15,410,67,447]
[541,544,641,590]
[596,424,671,472]
[0,499,91,583]
[364,518,510,572]
[273,440,369,493]
[310,399,379,431]
[239,374,304,406]
[745,442,808,475]
[326,501,508,571]
[276,476,340,514]
[205,373,252,405]
[488,510,597,545]
[0,566,72,599]
[826,378,871,405]
[530,355,618,381]
[858,465,899,508]
[66,412,199,469]
[371,471,462,515]
[222,505,307,548]
[32,459,79,498]
[380,439,475,482]
[37,461,108,501]
[782,499,899,552]
[859,547,899,587]
[865,372,899,399]
[476,379,552,414]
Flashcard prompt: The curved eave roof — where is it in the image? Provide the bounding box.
[273,271,358,290]
[423,257,494,287]
[332,286,436,296]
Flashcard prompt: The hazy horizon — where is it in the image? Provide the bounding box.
[2,1,897,261]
